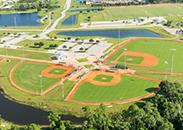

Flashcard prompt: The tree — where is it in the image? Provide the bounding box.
[48,111,61,129]
[79,47,84,51]
[25,123,40,130]
[63,45,67,49]
[48,111,73,130]
[83,104,112,130]
[89,39,94,43]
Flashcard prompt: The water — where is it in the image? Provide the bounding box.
[62,15,77,25]
[75,0,86,2]
[0,91,85,125]
[0,12,41,27]
[58,29,161,38]
[70,9,101,13]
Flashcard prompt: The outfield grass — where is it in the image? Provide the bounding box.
[13,62,61,92]
[107,39,183,72]
[73,75,158,102]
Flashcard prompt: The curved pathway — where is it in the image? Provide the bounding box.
[39,0,72,38]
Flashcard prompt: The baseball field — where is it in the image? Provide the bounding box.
[10,61,74,95]
[65,38,183,105]
[105,38,183,73]
[6,38,183,106]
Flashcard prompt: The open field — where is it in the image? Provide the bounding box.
[88,4,183,21]
[0,48,52,60]
[106,38,183,72]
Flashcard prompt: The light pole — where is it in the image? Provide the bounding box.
[170,48,176,75]
[164,61,168,80]
[124,48,128,69]
[39,75,43,95]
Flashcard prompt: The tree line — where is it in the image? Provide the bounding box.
[4,80,183,129]
[14,0,59,11]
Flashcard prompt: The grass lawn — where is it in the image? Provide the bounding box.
[17,39,63,51]
[118,55,144,64]
[94,74,113,82]
[0,48,52,60]
[13,62,61,92]
[77,58,88,62]
[84,64,94,69]
[72,75,158,102]
[89,4,183,21]
[165,15,183,28]
[107,39,183,72]
[49,68,67,75]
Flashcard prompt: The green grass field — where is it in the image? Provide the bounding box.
[17,39,63,51]
[77,58,88,62]
[13,62,61,92]
[107,39,183,72]
[72,75,158,102]
[87,4,183,21]
[0,48,52,60]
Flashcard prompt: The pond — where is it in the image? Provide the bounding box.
[0,91,85,125]
[0,12,41,27]
[58,29,161,38]
[75,0,86,2]
[62,15,77,25]
[70,8,102,13]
